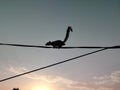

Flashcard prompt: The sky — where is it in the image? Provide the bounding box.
[0,0,120,90]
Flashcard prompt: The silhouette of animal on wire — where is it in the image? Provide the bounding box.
[45,26,73,48]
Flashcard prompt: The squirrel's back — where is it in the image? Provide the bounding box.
[46,40,65,48]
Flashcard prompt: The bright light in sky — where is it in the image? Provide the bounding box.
[32,86,51,90]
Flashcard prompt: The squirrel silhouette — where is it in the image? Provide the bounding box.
[45,26,73,48]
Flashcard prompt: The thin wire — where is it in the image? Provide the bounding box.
[0,46,112,83]
[0,43,120,49]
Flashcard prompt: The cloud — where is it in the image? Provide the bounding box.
[93,71,120,85]
[8,65,75,85]
[71,70,120,90]
[8,66,120,90]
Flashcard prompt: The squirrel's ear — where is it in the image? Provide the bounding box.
[46,41,51,45]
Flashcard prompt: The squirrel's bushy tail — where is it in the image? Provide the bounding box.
[63,26,73,43]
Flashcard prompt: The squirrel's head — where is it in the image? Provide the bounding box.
[68,26,73,32]
[45,41,52,45]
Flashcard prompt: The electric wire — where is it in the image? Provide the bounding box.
[0,45,118,83]
[0,43,120,49]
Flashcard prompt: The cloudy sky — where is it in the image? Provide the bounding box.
[0,0,120,90]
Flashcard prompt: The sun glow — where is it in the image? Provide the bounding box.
[32,85,51,90]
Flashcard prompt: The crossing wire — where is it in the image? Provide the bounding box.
[0,45,118,83]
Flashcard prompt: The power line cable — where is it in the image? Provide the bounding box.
[0,43,120,49]
[0,45,118,83]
